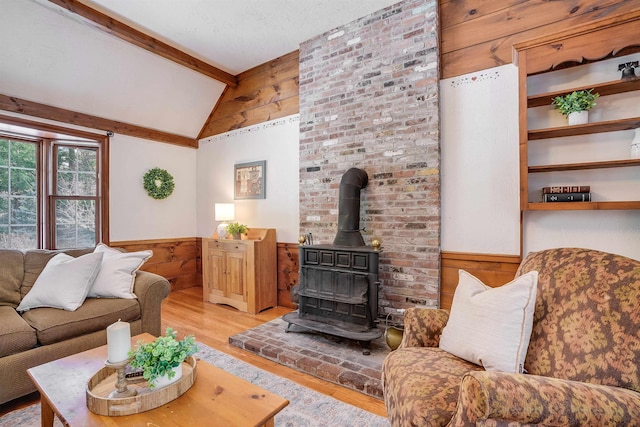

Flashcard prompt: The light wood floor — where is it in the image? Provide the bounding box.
[164,287,387,417]
[0,287,387,418]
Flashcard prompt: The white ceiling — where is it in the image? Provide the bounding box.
[1,0,400,139]
[80,0,401,75]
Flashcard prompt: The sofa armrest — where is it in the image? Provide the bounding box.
[399,307,449,349]
[133,271,170,337]
[450,371,640,426]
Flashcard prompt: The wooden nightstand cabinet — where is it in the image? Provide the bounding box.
[202,228,277,314]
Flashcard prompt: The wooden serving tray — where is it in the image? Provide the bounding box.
[86,356,197,416]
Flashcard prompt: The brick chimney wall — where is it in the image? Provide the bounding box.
[298,0,440,311]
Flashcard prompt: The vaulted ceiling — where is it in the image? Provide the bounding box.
[0,0,399,145]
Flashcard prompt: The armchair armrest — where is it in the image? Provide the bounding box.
[133,271,170,336]
[399,307,449,349]
[450,371,640,426]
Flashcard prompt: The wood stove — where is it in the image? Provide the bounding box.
[283,168,382,354]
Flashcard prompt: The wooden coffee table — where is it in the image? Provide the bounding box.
[27,333,288,426]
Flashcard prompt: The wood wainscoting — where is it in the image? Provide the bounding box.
[110,240,521,313]
[110,238,199,291]
[112,238,301,309]
[276,242,300,309]
[440,252,521,310]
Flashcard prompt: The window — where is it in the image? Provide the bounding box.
[0,116,108,250]
[0,138,38,249]
[51,143,100,249]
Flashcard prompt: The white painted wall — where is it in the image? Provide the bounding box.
[441,65,521,255]
[0,0,224,138]
[4,112,300,244]
[109,135,197,241]
[441,56,640,261]
[0,111,197,242]
[196,115,300,243]
[196,114,300,243]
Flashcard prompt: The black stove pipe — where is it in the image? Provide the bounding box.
[333,168,368,246]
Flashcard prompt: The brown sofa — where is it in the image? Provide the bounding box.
[382,247,640,426]
[0,248,171,405]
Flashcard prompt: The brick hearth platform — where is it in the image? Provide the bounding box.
[229,317,390,399]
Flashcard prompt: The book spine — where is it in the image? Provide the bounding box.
[542,193,591,202]
[542,186,590,194]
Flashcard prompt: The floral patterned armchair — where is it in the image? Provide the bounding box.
[382,247,640,426]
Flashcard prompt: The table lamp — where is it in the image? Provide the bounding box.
[215,203,235,239]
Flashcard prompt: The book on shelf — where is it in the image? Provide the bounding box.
[542,192,591,202]
[542,186,590,194]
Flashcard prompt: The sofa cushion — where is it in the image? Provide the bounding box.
[0,250,25,308]
[439,270,538,373]
[0,306,37,357]
[383,346,484,426]
[21,297,139,346]
[17,252,104,312]
[21,248,93,298]
[88,243,152,299]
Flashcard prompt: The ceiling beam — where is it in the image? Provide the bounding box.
[0,94,198,148]
[46,0,238,88]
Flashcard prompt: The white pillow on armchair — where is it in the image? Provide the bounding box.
[439,269,538,373]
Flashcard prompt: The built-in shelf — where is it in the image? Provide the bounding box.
[529,158,640,173]
[526,201,640,211]
[527,77,640,108]
[516,13,640,214]
[528,117,640,140]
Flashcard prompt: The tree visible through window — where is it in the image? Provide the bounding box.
[0,138,38,250]
[0,133,103,250]
[53,145,99,249]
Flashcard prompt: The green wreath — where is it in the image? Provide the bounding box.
[143,168,175,200]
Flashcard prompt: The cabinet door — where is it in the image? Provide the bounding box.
[205,248,226,301]
[225,250,247,303]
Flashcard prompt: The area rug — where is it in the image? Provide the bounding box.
[229,317,390,399]
[0,342,389,427]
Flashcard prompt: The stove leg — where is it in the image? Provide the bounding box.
[359,340,371,355]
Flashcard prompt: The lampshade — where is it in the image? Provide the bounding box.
[215,203,235,239]
[215,203,235,221]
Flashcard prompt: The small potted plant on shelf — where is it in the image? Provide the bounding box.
[128,327,197,389]
[226,222,248,240]
[552,89,599,125]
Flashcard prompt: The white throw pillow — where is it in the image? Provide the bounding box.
[16,252,104,312]
[439,270,538,373]
[87,243,152,299]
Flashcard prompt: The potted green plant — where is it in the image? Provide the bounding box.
[551,89,599,125]
[226,222,248,240]
[128,327,197,389]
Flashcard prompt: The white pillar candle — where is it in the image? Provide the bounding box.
[106,319,131,363]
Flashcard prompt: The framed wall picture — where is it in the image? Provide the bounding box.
[234,161,266,199]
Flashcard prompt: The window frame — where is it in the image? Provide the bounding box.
[0,114,109,249]
[0,135,41,248]
[48,142,102,249]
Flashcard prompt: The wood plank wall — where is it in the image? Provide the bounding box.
[276,243,300,309]
[110,238,199,291]
[115,237,300,309]
[440,252,522,310]
[117,237,520,310]
[440,0,639,78]
[198,51,300,138]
